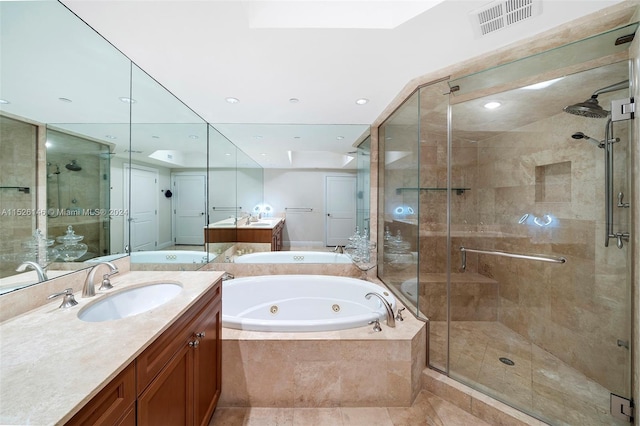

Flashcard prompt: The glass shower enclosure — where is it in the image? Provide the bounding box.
[379,24,636,426]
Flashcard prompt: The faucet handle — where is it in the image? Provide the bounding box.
[98,273,114,291]
[368,319,382,332]
[395,307,406,322]
[48,288,78,309]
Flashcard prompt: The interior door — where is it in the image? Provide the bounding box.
[126,166,158,251]
[173,173,206,245]
[325,175,356,246]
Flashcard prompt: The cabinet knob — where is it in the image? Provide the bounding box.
[195,332,205,338]
[188,340,200,348]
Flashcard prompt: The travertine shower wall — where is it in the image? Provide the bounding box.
[0,116,37,278]
[449,103,630,394]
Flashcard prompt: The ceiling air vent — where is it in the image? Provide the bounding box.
[471,0,542,37]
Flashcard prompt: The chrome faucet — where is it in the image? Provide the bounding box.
[16,261,48,282]
[333,245,344,254]
[365,292,395,328]
[83,261,119,297]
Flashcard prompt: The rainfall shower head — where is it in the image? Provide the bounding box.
[563,80,629,119]
[563,97,609,118]
[65,160,82,171]
[571,132,603,148]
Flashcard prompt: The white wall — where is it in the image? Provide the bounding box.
[264,169,356,248]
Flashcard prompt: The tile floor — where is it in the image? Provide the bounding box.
[429,321,628,426]
[209,390,491,426]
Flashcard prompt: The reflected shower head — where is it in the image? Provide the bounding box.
[571,132,602,148]
[65,160,82,171]
[563,97,609,118]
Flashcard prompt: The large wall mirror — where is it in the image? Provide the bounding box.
[0,1,373,294]
[0,0,131,292]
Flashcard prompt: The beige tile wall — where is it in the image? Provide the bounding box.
[0,116,37,278]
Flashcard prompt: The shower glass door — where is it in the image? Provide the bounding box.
[448,57,633,425]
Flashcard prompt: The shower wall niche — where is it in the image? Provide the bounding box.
[378,24,635,426]
[46,129,111,260]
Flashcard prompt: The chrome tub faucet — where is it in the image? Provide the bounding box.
[365,292,395,328]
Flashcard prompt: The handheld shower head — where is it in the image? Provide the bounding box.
[571,132,603,148]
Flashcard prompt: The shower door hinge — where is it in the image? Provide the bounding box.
[611,97,635,122]
[610,394,634,422]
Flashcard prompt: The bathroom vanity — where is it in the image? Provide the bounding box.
[0,270,223,426]
[205,217,285,251]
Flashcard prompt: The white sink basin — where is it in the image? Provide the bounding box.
[78,282,183,322]
[250,222,272,227]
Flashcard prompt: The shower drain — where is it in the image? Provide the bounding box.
[499,357,515,366]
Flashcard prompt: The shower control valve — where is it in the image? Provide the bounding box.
[617,192,630,208]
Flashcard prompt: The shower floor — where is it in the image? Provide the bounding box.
[429,321,629,426]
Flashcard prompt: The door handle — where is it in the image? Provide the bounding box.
[327,213,331,217]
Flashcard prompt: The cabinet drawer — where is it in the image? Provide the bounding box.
[65,362,135,426]
[136,281,222,395]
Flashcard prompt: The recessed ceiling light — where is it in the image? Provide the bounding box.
[253,135,263,139]
[188,135,199,139]
[58,97,72,103]
[152,135,160,139]
[225,97,240,104]
[225,153,231,156]
[105,135,117,139]
[0,99,10,104]
[484,101,502,110]
[289,98,300,103]
[119,97,136,104]
[355,98,369,105]
[336,136,344,140]
[260,153,267,156]
[294,136,301,139]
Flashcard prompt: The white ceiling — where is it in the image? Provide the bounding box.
[3,0,628,168]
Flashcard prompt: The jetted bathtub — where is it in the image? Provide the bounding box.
[234,250,352,264]
[222,274,396,332]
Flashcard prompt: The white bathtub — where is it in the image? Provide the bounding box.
[223,275,397,332]
[234,251,352,264]
[87,251,209,264]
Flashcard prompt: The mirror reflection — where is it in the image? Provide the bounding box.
[0,1,373,294]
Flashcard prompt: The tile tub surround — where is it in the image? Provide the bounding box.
[0,269,224,425]
[219,292,426,408]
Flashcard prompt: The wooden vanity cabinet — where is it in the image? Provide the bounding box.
[236,219,285,251]
[206,219,285,251]
[65,362,136,426]
[138,279,222,426]
[65,280,222,426]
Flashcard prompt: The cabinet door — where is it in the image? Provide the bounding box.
[193,298,222,426]
[65,363,135,426]
[138,344,194,426]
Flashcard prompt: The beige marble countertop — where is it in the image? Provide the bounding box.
[0,270,224,425]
